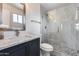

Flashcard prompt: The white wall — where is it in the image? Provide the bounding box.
[25,3,41,35]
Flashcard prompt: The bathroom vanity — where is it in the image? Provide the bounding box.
[0,3,40,56]
[0,36,40,56]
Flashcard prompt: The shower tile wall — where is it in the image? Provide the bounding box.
[46,4,79,56]
[40,6,48,43]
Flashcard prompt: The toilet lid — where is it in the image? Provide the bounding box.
[40,43,53,51]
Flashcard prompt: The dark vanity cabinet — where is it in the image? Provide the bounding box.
[28,38,40,56]
[0,38,40,56]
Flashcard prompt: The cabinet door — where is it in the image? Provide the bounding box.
[25,44,30,56]
[10,46,25,56]
[0,43,26,56]
[29,38,40,56]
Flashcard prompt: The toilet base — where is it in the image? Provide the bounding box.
[40,50,50,56]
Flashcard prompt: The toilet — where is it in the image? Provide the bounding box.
[40,43,53,56]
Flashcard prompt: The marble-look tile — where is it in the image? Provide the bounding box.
[42,4,78,56]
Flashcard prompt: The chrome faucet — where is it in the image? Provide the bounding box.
[0,32,4,39]
[15,30,19,37]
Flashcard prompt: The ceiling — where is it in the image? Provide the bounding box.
[41,3,67,12]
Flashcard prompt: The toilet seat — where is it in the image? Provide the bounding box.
[40,43,53,52]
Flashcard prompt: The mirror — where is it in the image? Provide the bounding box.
[0,3,26,31]
[10,3,26,30]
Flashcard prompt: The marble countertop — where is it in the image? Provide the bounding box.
[0,35,40,51]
